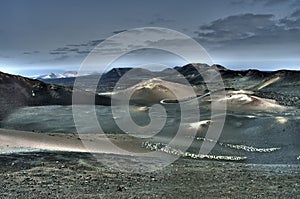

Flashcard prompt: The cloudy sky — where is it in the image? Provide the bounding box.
[0,0,300,76]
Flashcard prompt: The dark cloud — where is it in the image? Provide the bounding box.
[49,38,123,58]
[149,17,174,25]
[291,9,300,18]
[53,47,69,51]
[75,50,90,55]
[280,17,300,28]
[50,40,103,56]
[280,9,300,28]
[257,0,287,6]
[194,13,300,59]
[196,13,276,43]
[229,0,245,5]
[87,39,105,47]
[112,30,127,34]
[50,51,68,55]
[50,47,73,55]
[65,39,105,48]
[231,0,299,7]
[23,51,40,55]
[53,47,78,52]
[265,0,300,7]
[66,44,88,47]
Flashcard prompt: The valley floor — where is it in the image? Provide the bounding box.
[0,151,299,199]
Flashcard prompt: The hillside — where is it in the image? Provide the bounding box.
[0,71,110,120]
[1,63,299,120]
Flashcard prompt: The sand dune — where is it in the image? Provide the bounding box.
[107,78,200,105]
[195,89,287,111]
[223,93,286,111]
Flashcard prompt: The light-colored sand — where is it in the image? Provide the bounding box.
[0,129,84,152]
[188,120,211,130]
[111,78,200,104]
[257,76,281,90]
[0,129,148,155]
[215,91,287,111]
[129,106,149,112]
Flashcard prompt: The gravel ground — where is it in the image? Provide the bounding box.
[0,151,299,199]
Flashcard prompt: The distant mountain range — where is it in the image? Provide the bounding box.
[39,63,300,93]
[36,71,98,80]
[38,63,300,107]
[0,63,299,120]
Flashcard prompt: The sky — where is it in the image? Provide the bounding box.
[0,0,300,76]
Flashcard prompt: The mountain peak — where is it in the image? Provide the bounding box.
[37,71,93,80]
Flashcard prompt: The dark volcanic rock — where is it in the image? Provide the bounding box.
[102,68,132,79]
[211,64,227,71]
[174,63,210,76]
[255,91,300,107]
